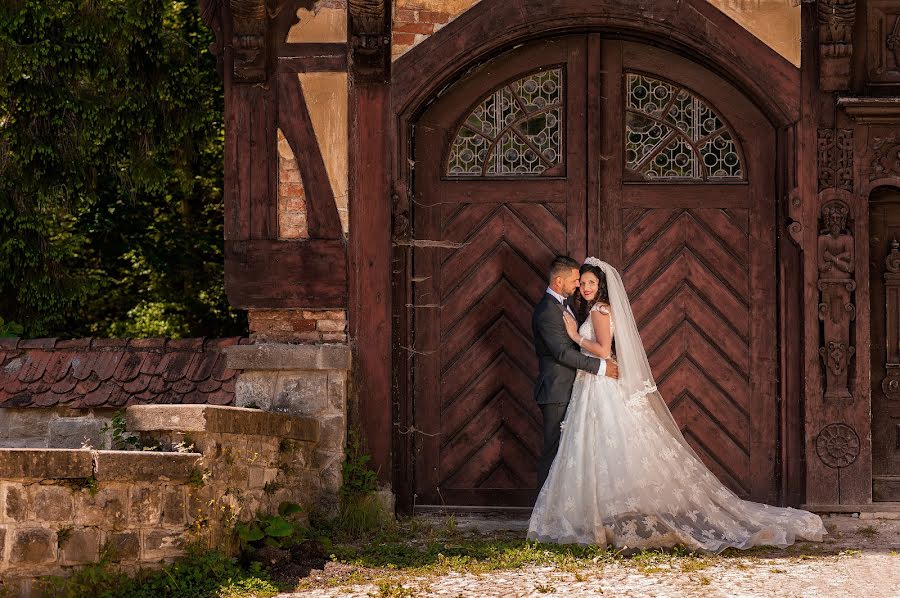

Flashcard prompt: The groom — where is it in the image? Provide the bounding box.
[532,256,618,488]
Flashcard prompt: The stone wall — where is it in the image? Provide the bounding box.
[0,448,201,596]
[0,407,116,450]
[0,404,321,597]
[227,344,350,507]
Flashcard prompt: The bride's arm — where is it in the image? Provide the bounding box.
[564,308,612,358]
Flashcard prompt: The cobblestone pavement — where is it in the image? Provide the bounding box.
[276,515,900,598]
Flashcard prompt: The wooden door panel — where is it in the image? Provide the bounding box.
[436,202,562,502]
[623,207,756,497]
[871,195,900,501]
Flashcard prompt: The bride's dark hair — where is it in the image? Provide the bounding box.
[571,262,610,323]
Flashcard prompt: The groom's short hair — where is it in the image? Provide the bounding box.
[548,256,580,282]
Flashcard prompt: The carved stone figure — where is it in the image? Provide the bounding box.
[817,201,856,399]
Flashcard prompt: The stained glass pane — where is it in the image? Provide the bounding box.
[626,112,672,171]
[625,72,743,182]
[513,69,562,112]
[448,128,490,175]
[487,132,545,175]
[643,136,700,180]
[700,132,743,179]
[517,107,561,164]
[627,73,676,118]
[447,68,563,177]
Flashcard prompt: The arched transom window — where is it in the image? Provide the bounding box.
[447,68,563,177]
[625,72,745,182]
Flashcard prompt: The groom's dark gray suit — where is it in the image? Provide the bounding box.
[532,292,605,489]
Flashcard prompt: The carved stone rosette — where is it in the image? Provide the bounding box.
[816,423,861,468]
[818,0,856,90]
[883,239,900,400]
[817,200,856,399]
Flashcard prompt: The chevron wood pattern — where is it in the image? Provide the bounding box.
[433,203,562,495]
[624,207,755,497]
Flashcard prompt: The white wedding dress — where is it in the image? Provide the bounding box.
[527,260,825,553]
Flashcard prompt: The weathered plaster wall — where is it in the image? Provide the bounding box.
[391,0,801,66]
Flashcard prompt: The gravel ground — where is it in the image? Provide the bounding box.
[276,515,900,598]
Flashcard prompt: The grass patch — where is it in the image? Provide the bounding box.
[37,549,279,598]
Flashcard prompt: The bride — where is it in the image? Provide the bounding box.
[527,257,826,552]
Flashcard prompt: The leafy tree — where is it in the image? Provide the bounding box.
[0,0,244,338]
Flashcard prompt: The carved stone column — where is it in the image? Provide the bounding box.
[818,0,856,90]
[883,239,900,401]
[817,200,856,399]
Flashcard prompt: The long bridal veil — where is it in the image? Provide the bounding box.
[588,257,706,463]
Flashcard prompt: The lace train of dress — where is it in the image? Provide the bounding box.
[527,307,826,553]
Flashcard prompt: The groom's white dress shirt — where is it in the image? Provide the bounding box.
[545,287,607,376]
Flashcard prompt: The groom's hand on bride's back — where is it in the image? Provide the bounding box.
[605,360,619,379]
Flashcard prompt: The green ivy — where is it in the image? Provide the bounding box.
[0,0,245,338]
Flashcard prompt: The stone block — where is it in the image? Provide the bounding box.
[129,486,162,526]
[225,343,351,371]
[30,485,74,521]
[0,438,49,448]
[0,449,92,479]
[103,530,140,562]
[161,487,187,527]
[60,528,100,565]
[1,409,51,440]
[234,371,278,410]
[48,416,105,449]
[94,451,200,483]
[274,371,329,417]
[76,487,127,527]
[10,528,56,565]
[326,371,347,411]
[0,526,6,559]
[2,484,27,521]
[315,450,344,495]
[318,414,346,452]
[141,529,184,561]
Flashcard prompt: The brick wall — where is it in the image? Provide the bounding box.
[277,129,309,240]
[248,309,347,344]
[392,0,479,59]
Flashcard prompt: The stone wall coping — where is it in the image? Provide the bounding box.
[225,343,351,371]
[0,448,93,479]
[93,450,201,482]
[0,448,201,482]
[125,404,320,442]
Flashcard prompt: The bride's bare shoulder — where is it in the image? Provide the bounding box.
[591,302,611,315]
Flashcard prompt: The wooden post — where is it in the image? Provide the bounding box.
[348,0,393,485]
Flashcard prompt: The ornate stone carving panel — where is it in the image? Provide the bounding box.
[818,128,854,192]
[869,136,900,181]
[867,1,900,86]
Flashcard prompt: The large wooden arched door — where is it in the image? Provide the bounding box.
[409,36,778,508]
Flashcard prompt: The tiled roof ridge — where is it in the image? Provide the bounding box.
[0,337,251,351]
[0,337,249,409]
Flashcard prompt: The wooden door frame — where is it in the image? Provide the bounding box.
[362,0,802,512]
